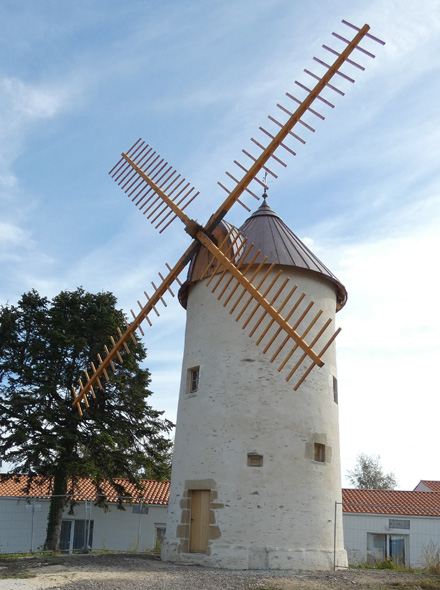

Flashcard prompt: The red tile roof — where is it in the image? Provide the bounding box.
[0,475,169,505]
[342,488,440,517]
[416,481,440,492]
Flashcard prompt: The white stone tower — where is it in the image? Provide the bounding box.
[162,197,348,570]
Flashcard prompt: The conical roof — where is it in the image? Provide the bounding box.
[238,198,347,310]
[179,198,347,310]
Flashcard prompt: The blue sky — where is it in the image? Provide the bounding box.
[1,0,439,490]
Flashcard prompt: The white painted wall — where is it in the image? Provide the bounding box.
[163,266,347,570]
[0,498,49,553]
[0,497,167,554]
[343,512,440,568]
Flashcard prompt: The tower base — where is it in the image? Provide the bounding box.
[162,541,348,571]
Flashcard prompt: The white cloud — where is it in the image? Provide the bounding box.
[0,76,81,140]
[0,73,87,303]
[339,234,438,347]
[333,216,439,489]
[0,220,33,249]
[0,75,84,193]
[2,77,68,119]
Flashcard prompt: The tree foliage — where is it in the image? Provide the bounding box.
[0,288,173,550]
[347,453,397,490]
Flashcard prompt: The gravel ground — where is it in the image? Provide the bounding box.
[1,553,440,590]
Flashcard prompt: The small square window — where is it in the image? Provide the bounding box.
[188,366,200,393]
[247,453,263,467]
[314,443,326,463]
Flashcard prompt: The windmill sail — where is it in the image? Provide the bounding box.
[109,140,200,234]
[209,20,384,231]
[72,259,187,414]
[72,20,384,414]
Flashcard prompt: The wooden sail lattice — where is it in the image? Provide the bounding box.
[197,227,340,391]
[72,260,186,416]
[72,20,384,414]
[214,20,385,224]
[109,139,200,233]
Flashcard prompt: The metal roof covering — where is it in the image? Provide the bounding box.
[238,198,347,309]
[0,475,170,504]
[342,488,440,517]
[180,198,347,310]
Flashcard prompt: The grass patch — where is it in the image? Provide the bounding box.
[0,552,58,560]
[0,573,37,580]
[355,559,423,574]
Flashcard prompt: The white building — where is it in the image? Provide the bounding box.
[0,475,168,554]
[162,199,348,570]
[342,486,440,569]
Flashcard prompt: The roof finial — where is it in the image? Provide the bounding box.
[262,171,269,201]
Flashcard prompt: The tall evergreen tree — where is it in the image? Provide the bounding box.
[0,288,173,551]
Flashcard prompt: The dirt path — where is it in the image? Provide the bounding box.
[1,553,439,590]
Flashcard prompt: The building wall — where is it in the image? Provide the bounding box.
[343,512,440,568]
[413,482,433,492]
[0,497,167,554]
[163,266,347,570]
[0,497,50,553]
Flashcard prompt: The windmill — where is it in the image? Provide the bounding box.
[72,21,384,570]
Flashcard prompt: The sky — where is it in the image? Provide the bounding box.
[1,0,439,491]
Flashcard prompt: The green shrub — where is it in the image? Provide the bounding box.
[376,558,396,569]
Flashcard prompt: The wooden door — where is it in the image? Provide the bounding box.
[189,489,210,553]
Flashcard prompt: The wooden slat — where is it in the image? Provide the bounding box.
[256,284,297,345]
[286,318,332,381]
[277,310,322,372]
[248,276,289,336]
[293,327,341,390]
[196,231,324,367]
[269,299,312,363]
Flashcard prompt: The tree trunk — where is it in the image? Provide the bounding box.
[44,469,68,552]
